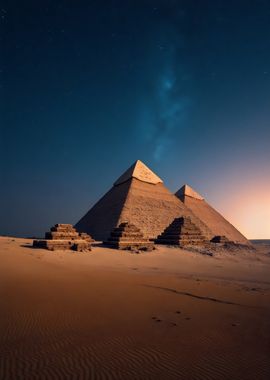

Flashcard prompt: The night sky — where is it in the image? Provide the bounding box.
[1,1,270,238]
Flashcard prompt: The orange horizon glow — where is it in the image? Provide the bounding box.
[206,174,270,240]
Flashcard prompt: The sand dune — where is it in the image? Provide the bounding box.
[0,237,270,379]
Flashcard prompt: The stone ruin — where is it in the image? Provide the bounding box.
[33,224,94,252]
[155,216,206,246]
[104,222,154,251]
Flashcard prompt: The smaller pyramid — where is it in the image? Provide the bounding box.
[175,184,249,245]
[155,216,206,246]
[104,222,154,251]
[33,224,93,251]
[114,160,163,186]
[176,184,204,200]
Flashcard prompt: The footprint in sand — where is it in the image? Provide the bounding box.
[152,317,177,327]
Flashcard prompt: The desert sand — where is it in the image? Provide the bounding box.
[0,237,270,379]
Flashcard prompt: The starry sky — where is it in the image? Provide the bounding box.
[1,1,270,238]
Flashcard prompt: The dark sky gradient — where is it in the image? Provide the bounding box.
[1,1,270,238]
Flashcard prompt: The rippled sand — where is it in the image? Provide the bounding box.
[1,237,270,379]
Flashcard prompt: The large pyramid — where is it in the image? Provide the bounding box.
[75,160,211,241]
[175,184,249,244]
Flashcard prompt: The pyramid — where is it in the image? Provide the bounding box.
[155,216,206,246]
[75,160,211,241]
[175,184,249,244]
[104,222,154,251]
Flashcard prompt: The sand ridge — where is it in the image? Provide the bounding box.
[0,237,270,379]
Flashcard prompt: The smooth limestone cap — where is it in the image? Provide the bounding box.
[175,184,204,200]
[114,160,163,186]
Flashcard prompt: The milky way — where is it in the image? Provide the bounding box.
[1,1,270,237]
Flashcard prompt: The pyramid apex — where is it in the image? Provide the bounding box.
[114,160,163,186]
[176,184,204,200]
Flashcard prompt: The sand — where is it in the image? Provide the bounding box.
[0,237,270,379]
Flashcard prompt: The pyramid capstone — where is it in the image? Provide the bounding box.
[176,184,204,200]
[114,160,163,186]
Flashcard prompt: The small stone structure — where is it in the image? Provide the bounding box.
[211,235,230,244]
[104,222,154,251]
[33,224,93,252]
[155,216,206,246]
